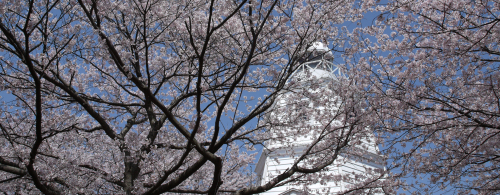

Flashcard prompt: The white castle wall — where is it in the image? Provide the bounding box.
[255,141,384,194]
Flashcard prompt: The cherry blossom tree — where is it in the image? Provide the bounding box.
[0,0,390,194]
[349,0,500,193]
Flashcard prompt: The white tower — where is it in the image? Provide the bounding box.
[255,42,384,194]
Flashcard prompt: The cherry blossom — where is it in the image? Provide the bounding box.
[0,0,390,194]
[350,0,500,193]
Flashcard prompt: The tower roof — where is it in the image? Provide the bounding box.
[307,42,329,53]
